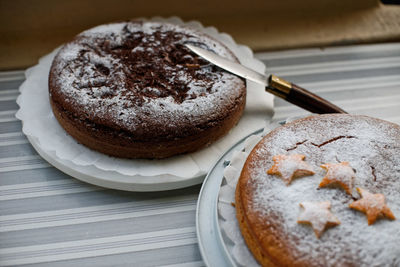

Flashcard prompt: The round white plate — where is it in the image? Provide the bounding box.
[196,128,263,267]
[28,135,205,192]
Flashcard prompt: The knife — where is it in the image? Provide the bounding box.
[185,44,347,114]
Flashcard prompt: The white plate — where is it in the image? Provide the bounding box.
[28,135,205,192]
[196,128,264,266]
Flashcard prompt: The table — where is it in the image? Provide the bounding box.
[1,43,399,266]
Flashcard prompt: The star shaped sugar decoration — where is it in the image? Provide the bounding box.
[297,201,340,238]
[349,188,396,225]
[319,162,355,195]
[267,154,315,185]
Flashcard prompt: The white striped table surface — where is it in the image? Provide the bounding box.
[1,43,400,266]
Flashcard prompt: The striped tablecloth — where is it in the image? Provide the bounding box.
[1,43,399,266]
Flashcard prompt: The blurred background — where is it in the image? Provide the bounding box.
[1,0,399,70]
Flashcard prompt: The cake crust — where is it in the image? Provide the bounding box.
[49,21,246,158]
[236,114,400,266]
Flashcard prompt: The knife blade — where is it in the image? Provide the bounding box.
[185,44,347,114]
[185,44,268,86]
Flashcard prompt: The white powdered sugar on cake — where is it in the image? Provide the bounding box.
[244,115,400,266]
[50,21,244,133]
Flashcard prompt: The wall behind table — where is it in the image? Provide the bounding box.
[1,0,400,70]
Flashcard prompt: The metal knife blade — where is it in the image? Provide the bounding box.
[185,44,268,86]
[185,43,347,114]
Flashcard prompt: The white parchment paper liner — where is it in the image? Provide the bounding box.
[218,118,305,266]
[217,133,264,266]
[16,16,273,179]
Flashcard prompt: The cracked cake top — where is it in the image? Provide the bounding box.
[49,21,245,141]
[239,114,400,266]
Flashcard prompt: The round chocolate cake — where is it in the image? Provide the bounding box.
[49,21,246,158]
[235,114,400,266]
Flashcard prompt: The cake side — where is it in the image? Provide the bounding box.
[236,166,281,267]
[49,90,245,158]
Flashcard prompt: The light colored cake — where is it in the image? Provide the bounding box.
[236,114,400,266]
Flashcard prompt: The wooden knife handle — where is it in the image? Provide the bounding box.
[267,75,347,114]
[288,83,347,114]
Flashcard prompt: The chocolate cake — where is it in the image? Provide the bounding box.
[49,21,246,158]
[235,114,400,266]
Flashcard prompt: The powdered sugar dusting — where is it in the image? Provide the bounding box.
[297,201,340,238]
[81,23,126,36]
[268,154,314,184]
[50,21,245,137]
[320,162,355,195]
[243,115,400,266]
